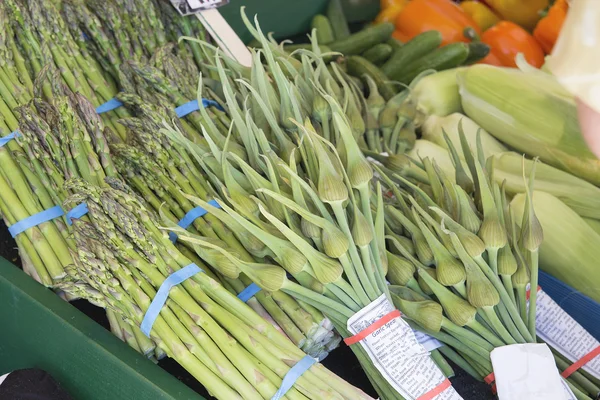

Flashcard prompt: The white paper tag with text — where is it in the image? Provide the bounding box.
[347,294,462,400]
[534,288,600,380]
[491,344,567,400]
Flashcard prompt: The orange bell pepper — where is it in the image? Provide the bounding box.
[460,1,501,31]
[375,3,407,25]
[534,0,569,54]
[395,0,481,46]
[480,21,545,67]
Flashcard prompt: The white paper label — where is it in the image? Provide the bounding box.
[0,373,9,387]
[347,294,462,400]
[413,330,444,352]
[534,288,600,380]
[491,344,567,400]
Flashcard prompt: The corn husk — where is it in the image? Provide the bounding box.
[511,191,600,303]
[457,65,600,186]
[493,152,600,219]
[411,69,463,119]
[421,113,508,160]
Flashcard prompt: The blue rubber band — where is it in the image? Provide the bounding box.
[174,98,225,118]
[8,205,64,238]
[237,283,262,303]
[0,131,20,147]
[96,98,124,114]
[66,203,89,226]
[271,355,317,400]
[169,199,221,243]
[140,263,203,337]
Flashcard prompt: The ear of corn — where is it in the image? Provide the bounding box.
[511,190,600,303]
[493,152,600,219]
[410,68,464,118]
[457,65,600,186]
[422,113,508,161]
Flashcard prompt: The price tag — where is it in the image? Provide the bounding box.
[346,294,462,400]
[169,0,228,16]
[535,289,600,380]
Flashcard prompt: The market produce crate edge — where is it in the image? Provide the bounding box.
[0,258,205,400]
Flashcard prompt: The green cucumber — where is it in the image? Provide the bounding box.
[347,55,398,101]
[311,14,335,45]
[387,38,403,51]
[326,0,351,40]
[396,42,470,84]
[362,44,393,65]
[381,30,443,79]
[329,23,395,55]
[464,42,490,65]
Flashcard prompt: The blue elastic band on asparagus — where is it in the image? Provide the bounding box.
[271,355,317,400]
[169,199,221,243]
[8,205,65,238]
[237,283,262,303]
[96,98,124,114]
[0,131,20,147]
[140,263,203,337]
[174,99,225,118]
[66,203,89,226]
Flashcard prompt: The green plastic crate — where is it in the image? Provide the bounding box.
[0,259,204,400]
[220,0,379,43]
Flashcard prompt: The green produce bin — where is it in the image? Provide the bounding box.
[0,258,204,400]
[220,0,379,43]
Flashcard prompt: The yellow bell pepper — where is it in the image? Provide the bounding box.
[460,1,500,31]
[484,0,549,31]
[375,1,408,24]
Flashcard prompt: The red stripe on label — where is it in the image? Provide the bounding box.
[561,346,600,379]
[484,372,495,384]
[416,378,452,400]
[526,285,542,301]
[344,310,402,346]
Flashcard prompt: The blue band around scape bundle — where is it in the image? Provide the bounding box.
[237,283,262,302]
[270,355,317,400]
[140,263,203,337]
[169,200,222,243]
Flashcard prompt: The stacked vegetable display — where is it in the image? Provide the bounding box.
[0,0,599,399]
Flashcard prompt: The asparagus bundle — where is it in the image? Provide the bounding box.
[105,94,340,358]
[57,177,374,400]
[0,0,129,138]
[376,126,600,399]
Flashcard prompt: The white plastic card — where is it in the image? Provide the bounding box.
[490,344,567,400]
[347,294,462,400]
[412,329,444,352]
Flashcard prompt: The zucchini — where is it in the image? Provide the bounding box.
[346,55,398,101]
[362,44,393,65]
[381,31,443,79]
[329,23,395,55]
[396,43,470,84]
[387,38,403,51]
[311,14,335,45]
[326,0,351,40]
[464,42,490,65]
